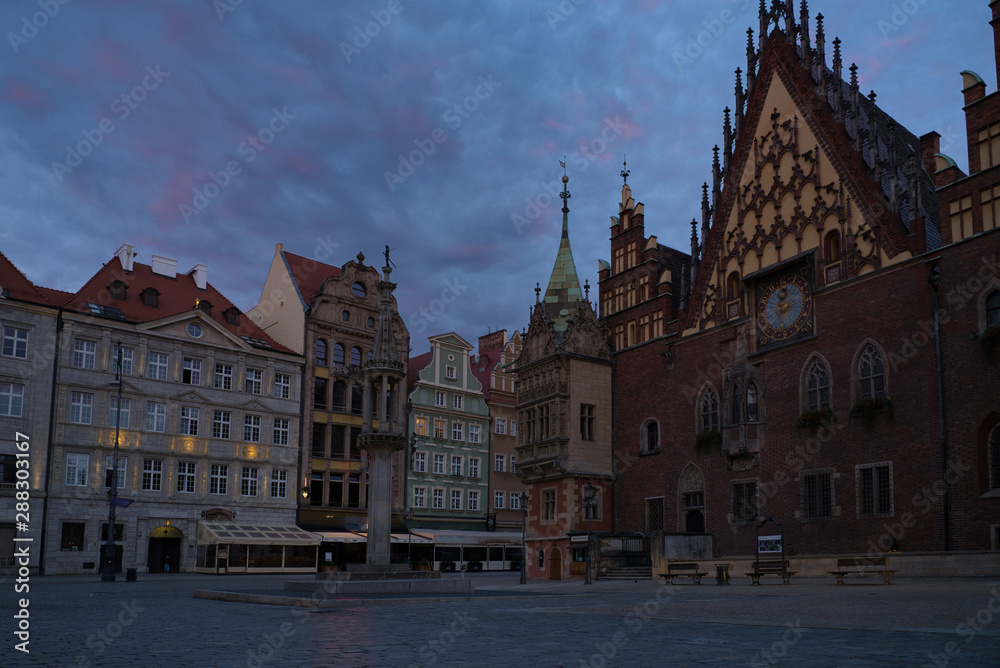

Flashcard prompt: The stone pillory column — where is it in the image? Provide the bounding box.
[358,246,407,566]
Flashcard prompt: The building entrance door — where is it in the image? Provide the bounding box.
[147,526,183,573]
[549,548,562,580]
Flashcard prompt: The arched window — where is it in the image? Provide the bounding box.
[731,385,741,424]
[315,339,327,367]
[331,381,347,411]
[333,343,345,365]
[824,231,841,263]
[858,343,886,400]
[990,425,1000,489]
[806,358,831,411]
[746,382,758,422]
[640,419,659,453]
[727,271,741,300]
[987,291,1000,328]
[350,347,362,366]
[700,387,719,432]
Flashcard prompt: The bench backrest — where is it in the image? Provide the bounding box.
[667,562,698,571]
[754,558,789,570]
[836,557,888,568]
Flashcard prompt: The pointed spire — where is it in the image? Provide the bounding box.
[800,1,811,68]
[701,182,711,243]
[759,0,767,47]
[690,218,700,264]
[785,0,795,41]
[849,63,860,150]
[369,246,400,365]
[815,13,826,70]
[542,171,584,344]
[868,90,880,178]
[723,107,733,174]
[712,146,722,213]
[734,68,745,136]
[746,27,757,91]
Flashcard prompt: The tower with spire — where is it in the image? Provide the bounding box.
[357,246,408,566]
[515,167,613,582]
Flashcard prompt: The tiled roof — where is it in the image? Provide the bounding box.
[0,249,56,306]
[543,207,584,344]
[63,256,297,355]
[407,352,431,394]
[469,351,494,401]
[36,287,75,307]
[282,250,341,308]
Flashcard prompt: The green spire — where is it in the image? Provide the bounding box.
[542,171,583,343]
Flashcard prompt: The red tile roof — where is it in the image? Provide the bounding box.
[64,256,297,355]
[0,249,57,306]
[407,352,431,394]
[281,250,341,308]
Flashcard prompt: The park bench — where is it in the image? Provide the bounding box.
[659,561,708,585]
[828,556,896,585]
[745,558,795,585]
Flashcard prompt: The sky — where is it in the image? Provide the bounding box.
[0,0,993,355]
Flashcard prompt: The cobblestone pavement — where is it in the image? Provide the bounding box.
[3,571,999,667]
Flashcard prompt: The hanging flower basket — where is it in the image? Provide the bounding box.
[694,429,722,455]
[797,408,836,430]
[981,326,1000,364]
[849,397,893,425]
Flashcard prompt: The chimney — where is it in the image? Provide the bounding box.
[188,263,208,290]
[151,254,178,278]
[115,243,135,272]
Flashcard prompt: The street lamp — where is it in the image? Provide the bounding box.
[405,508,414,567]
[518,492,528,585]
[101,342,124,583]
[582,482,597,586]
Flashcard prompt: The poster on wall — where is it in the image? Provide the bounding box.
[758,535,782,554]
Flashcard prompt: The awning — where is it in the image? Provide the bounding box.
[315,531,433,544]
[418,530,522,546]
[197,523,321,546]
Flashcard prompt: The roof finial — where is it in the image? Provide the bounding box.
[746,27,757,90]
[535,282,541,303]
[723,107,733,174]
[621,156,630,185]
[584,279,590,301]
[815,13,825,69]
[800,0,810,67]
[560,162,571,214]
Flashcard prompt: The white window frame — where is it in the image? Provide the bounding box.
[413,451,427,473]
[432,488,444,509]
[241,466,259,496]
[271,469,287,498]
[180,406,199,436]
[510,492,520,510]
[413,486,426,508]
[112,344,133,375]
[468,490,480,512]
[0,382,24,417]
[212,410,231,439]
[65,452,89,486]
[495,418,506,435]
[245,368,263,395]
[210,464,228,495]
[452,422,464,441]
[468,424,481,444]
[2,326,28,359]
[70,391,93,424]
[108,397,131,429]
[451,455,463,477]
[73,339,96,369]
[468,457,480,479]
[182,358,202,385]
[177,461,196,493]
[433,453,445,475]
[214,363,233,390]
[450,489,463,511]
[453,394,464,410]
[435,391,446,407]
[142,458,163,491]
[146,401,166,432]
[105,455,127,490]
[495,490,505,509]
[244,414,262,442]
[147,352,168,380]
[273,417,290,445]
[433,419,447,439]
[510,420,517,437]
[274,373,291,399]
[445,365,456,380]
[495,453,506,473]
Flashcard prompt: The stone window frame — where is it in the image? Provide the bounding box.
[797,468,839,521]
[698,383,719,433]
[729,478,759,526]
[856,461,893,518]
[639,417,660,455]
[852,340,888,403]
[541,487,557,524]
[801,354,833,413]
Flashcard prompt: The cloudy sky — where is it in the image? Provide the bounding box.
[0,0,992,355]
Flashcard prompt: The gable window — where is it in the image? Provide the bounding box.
[245,369,263,395]
[445,365,456,380]
[731,480,758,524]
[182,358,201,385]
[701,387,719,431]
[147,352,168,380]
[802,471,833,520]
[857,463,892,516]
[641,419,659,453]
[580,404,595,441]
[196,300,213,315]
[806,359,831,411]
[2,326,28,358]
[315,339,327,367]
[73,339,96,369]
[351,282,366,298]
[858,344,886,400]
[141,288,159,307]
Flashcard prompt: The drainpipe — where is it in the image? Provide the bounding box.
[927,263,949,551]
[39,308,65,575]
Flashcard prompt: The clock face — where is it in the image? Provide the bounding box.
[757,272,812,343]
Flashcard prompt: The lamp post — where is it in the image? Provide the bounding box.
[406,508,414,567]
[518,492,528,585]
[101,342,124,582]
[582,482,597,586]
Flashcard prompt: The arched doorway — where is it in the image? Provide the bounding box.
[148,525,183,573]
[680,465,706,534]
[548,547,562,580]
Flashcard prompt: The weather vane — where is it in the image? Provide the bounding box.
[621,155,630,185]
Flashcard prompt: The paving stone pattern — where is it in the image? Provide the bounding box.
[2,572,999,667]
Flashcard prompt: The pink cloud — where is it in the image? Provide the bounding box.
[4,80,48,111]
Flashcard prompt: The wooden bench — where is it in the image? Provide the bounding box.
[828,557,896,585]
[659,562,708,585]
[745,559,795,585]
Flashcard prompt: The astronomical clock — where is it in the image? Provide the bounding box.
[754,261,815,351]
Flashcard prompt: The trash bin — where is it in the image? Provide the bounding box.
[125,568,138,582]
[715,563,730,585]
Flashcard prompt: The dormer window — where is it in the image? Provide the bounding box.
[223,307,241,326]
[141,288,159,308]
[196,299,213,315]
[107,280,127,301]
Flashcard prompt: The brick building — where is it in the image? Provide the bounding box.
[601,2,999,566]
